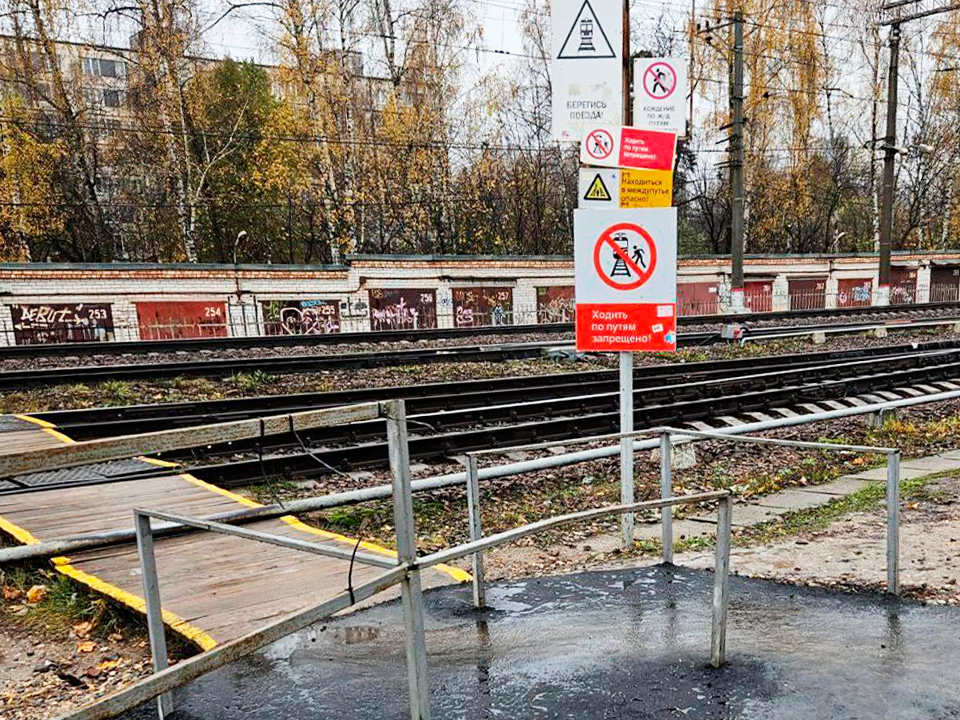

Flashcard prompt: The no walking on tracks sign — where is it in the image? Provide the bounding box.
[574,207,677,352]
[578,124,677,171]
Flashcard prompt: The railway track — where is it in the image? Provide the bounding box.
[9,339,960,495]
[0,340,563,389]
[34,338,960,438]
[5,312,960,389]
[1,299,959,360]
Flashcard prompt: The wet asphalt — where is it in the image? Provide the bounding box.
[124,566,960,719]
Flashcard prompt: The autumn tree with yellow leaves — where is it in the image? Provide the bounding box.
[0,0,959,261]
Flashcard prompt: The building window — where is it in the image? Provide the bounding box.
[83,87,125,109]
[28,51,50,73]
[102,89,123,107]
[82,56,127,79]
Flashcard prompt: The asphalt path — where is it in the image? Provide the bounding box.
[122,565,960,719]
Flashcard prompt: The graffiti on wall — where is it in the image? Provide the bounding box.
[536,286,575,323]
[136,301,228,340]
[262,299,341,335]
[452,287,513,327]
[369,289,437,330]
[10,303,114,345]
[837,279,873,307]
[891,269,918,306]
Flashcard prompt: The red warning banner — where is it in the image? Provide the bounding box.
[579,125,677,171]
[575,302,677,352]
[618,128,676,171]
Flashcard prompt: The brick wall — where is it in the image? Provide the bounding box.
[0,251,957,344]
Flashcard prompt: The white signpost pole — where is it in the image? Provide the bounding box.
[551,0,623,141]
[618,0,634,551]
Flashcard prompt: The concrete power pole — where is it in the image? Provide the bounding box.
[877,21,901,307]
[729,11,746,312]
[875,2,960,306]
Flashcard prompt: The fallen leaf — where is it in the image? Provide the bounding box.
[26,585,46,604]
[2,586,23,602]
[73,621,94,639]
[97,659,120,671]
[76,641,97,654]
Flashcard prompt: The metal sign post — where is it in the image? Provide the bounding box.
[618,4,633,551]
[561,0,682,550]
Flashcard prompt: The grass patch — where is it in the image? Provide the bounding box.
[0,560,197,655]
[740,475,933,546]
[228,370,276,394]
[100,380,138,405]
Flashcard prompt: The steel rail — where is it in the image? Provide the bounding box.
[138,508,396,569]
[7,344,960,495]
[5,307,960,390]
[163,345,960,452]
[2,299,959,359]
[37,337,960,438]
[175,350,960,484]
[0,341,568,389]
[3,386,956,565]
[416,490,732,569]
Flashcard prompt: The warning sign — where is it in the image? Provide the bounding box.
[642,61,678,99]
[633,57,688,135]
[556,0,615,59]
[578,168,674,208]
[579,125,677,171]
[574,208,677,352]
[593,222,657,290]
[584,128,614,160]
[619,169,673,207]
[583,172,613,201]
[575,303,676,352]
[550,0,622,141]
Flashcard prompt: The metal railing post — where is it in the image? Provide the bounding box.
[660,431,674,564]
[465,454,486,609]
[619,352,635,549]
[384,400,432,720]
[710,495,732,668]
[887,450,901,595]
[134,511,173,719]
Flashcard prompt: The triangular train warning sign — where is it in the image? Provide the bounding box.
[557,0,616,60]
[584,173,612,201]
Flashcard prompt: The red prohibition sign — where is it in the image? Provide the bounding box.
[643,62,677,99]
[593,222,658,291]
[585,129,614,160]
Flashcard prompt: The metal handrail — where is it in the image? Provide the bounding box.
[1,387,933,566]
[55,403,739,720]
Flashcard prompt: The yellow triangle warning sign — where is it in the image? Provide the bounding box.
[584,173,612,202]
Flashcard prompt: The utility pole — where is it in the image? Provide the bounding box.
[875,2,959,305]
[729,11,746,312]
[877,21,901,307]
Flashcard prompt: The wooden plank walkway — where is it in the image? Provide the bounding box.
[0,415,469,649]
[3,414,76,452]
